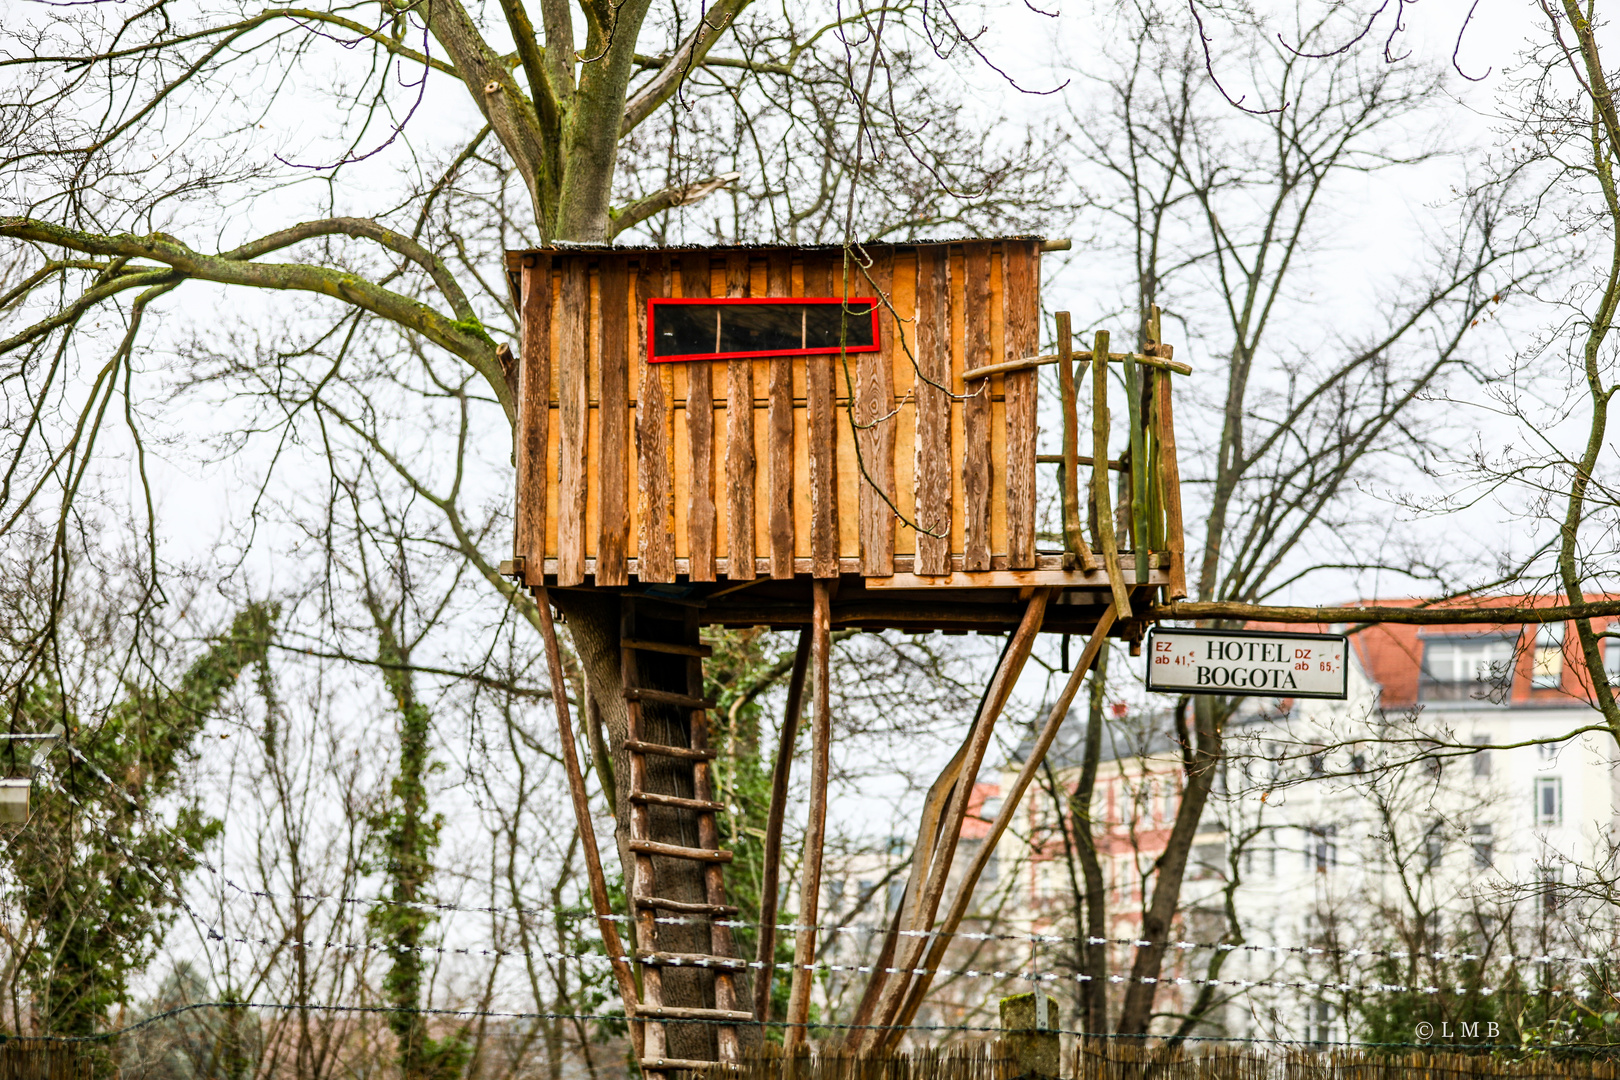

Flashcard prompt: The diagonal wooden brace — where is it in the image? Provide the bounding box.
[884,603,1120,1048]
[534,588,644,1058]
[847,588,1054,1052]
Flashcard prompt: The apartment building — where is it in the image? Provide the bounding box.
[990,598,1620,1042]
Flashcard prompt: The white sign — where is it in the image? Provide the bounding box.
[1145,628,1348,699]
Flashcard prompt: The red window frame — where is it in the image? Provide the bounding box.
[646,296,882,363]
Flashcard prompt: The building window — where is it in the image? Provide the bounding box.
[1306,1000,1336,1046]
[1472,734,1492,777]
[1420,635,1516,702]
[1606,636,1620,686]
[648,297,880,362]
[1536,865,1561,915]
[1305,825,1337,873]
[1471,824,1493,868]
[1534,777,1562,827]
[1424,821,1445,869]
[1532,622,1564,689]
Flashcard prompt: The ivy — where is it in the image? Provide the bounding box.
[1,604,276,1038]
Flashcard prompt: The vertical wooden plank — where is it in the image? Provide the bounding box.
[1092,330,1132,614]
[913,248,951,575]
[557,256,589,587]
[1156,370,1189,601]
[961,243,993,572]
[1003,241,1038,569]
[948,251,966,558]
[889,257,918,555]
[598,258,630,586]
[585,272,602,562]
[1124,352,1149,584]
[766,253,795,578]
[1055,311,1097,572]
[515,256,551,583]
[806,259,840,578]
[857,256,897,577]
[683,257,717,581]
[546,287,562,558]
[725,253,756,579]
[636,257,677,583]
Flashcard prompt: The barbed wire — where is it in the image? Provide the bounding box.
[201,881,1612,968]
[213,927,1593,1000]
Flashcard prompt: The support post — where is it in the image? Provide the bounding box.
[885,604,1118,1049]
[785,583,833,1049]
[1000,992,1061,1079]
[534,589,643,1058]
[1056,312,1095,572]
[755,629,812,1022]
[1091,331,1131,615]
[1155,363,1189,602]
[1123,350,1149,585]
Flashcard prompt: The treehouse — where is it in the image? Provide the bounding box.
[501,238,1190,1072]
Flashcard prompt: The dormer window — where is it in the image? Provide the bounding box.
[1531,622,1564,690]
[648,297,880,362]
[1419,634,1515,703]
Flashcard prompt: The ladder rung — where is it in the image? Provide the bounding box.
[634,897,739,916]
[623,638,713,658]
[637,950,749,969]
[626,688,716,710]
[630,839,733,862]
[637,1005,754,1023]
[640,1059,735,1072]
[631,791,726,812]
[623,739,717,761]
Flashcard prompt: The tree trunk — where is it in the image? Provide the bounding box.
[369,617,443,1080]
[1073,647,1111,1034]
[1114,694,1224,1035]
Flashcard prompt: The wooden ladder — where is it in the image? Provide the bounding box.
[620,598,749,1074]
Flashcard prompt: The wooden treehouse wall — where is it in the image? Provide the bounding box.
[504,239,1044,587]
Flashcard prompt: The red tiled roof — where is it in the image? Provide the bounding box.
[1321,595,1616,708]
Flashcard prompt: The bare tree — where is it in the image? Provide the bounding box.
[1041,0,1544,1037]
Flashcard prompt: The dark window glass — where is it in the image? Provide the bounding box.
[654,304,723,357]
[650,300,878,360]
[1419,635,1516,703]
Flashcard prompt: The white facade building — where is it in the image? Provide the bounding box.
[990,603,1620,1043]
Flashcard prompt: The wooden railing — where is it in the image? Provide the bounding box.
[1014,306,1190,605]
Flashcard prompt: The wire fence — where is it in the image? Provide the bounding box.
[208,879,1613,968]
[212,926,1586,999]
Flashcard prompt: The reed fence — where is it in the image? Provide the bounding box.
[675,1040,1620,1080]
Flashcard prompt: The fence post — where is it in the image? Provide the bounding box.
[1000,991,1061,1079]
